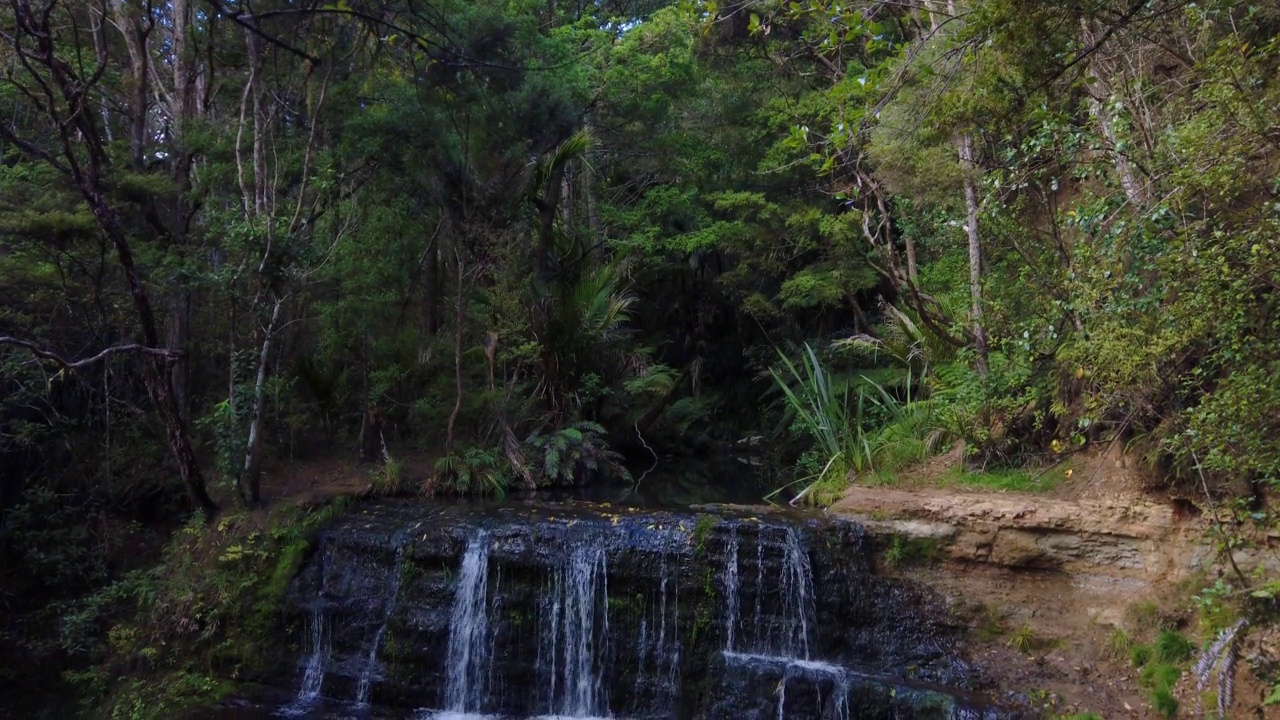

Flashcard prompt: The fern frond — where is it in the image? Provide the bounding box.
[1194,618,1247,717]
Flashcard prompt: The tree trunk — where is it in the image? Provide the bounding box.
[112,0,148,169]
[167,292,192,423]
[904,232,919,283]
[446,252,465,455]
[99,202,218,520]
[1081,21,1149,209]
[424,231,441,335]
[359,405,385,464]
[583,116,605,260]
[239,297,283,506]
[957,133,989,378]
[536,162,567,284]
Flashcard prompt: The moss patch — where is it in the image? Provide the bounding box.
[65,497,352,719]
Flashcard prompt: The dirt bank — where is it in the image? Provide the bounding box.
[827,448,1280,718]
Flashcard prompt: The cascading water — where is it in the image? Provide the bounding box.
[726,526,816,659]
[720,525,849,719]
[778,527,815,659]
[723,526,739,652]
[443,531,493,712]
[653,554,680,706]
[278,501,1006,719]
[279,546,329,717]
[355,544,409,706]
[539,544,609,717]
[279,604,328,716]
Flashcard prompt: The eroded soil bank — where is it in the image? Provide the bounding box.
[829,449,1280,718]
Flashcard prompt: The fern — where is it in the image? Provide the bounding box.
[430,447,510,497]
[1194,618,1247,717]
[523,421,629,486]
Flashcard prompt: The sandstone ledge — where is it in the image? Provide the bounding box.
[829,485,1208,579]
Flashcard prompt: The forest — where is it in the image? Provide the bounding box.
[1,0,1278,717]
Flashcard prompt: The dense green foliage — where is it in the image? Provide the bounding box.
[2,0,1279,714]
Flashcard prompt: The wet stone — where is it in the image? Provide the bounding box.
[271,499,1017,719]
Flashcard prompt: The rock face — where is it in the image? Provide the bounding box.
[832,486,1201,577]
[277,499,1011,718]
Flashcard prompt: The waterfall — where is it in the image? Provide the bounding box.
[539,544,609,717]
[724,653,854,720]
[778,528,815,660]
[729,526,815,659]
[280,546,329,717]
[655,554,680,704]
[832,673,850,720]
[355,544,408,706]
[775,670,786,720]
[717,527,849,718]
[279,605,328,716]
[443,531,493,712]
[752,532,764,646]
[280,502,999,719]
[723,527,739,652]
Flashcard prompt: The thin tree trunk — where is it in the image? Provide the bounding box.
[103,200,217,519]
[958,133,989,378]
[112,0,148,169]
[1082,21,1148,209]
[239,297,283,506]
[445,252,465,455]
[583,116,605,259]
[168,293,191,423]
[424,232,440,335]
[536,163,567,284]
[904,232,919,283]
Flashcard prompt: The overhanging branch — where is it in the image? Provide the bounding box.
[0,336,182,370]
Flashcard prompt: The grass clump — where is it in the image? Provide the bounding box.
[880,535,938,570]
[692,514,718,554]
[939,465,1066,493]
[1153,630,1193,663]
[1140,662,1182,690]
[1125,600,1177,635]
[1008,624,1036,653]
[1130,644,1153,667]
[1150,687,1179,718]
[372,456,406,495]
[1131,630,1190,720]
[975,604,1006,641]
[882,536,907,568]
[1105,627,1133,659]
[769,343,932,505]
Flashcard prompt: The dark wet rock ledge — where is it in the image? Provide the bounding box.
[268,499,1020,719]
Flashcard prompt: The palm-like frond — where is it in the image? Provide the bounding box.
[571,261,635,345]
[531,129,594,194]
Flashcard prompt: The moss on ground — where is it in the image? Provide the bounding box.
[64,497,351,719]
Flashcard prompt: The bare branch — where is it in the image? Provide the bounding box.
[0,335,182,370]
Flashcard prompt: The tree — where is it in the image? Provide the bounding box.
[1,1,218,520]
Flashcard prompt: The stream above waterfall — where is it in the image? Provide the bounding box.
[221,498,1017,719]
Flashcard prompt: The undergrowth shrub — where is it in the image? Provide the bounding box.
[62,498,349,719]
[524,421,630,486]
[430,447,510,496]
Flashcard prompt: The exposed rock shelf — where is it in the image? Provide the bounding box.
[830,485,1205,578]
[273,499,1013,719]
